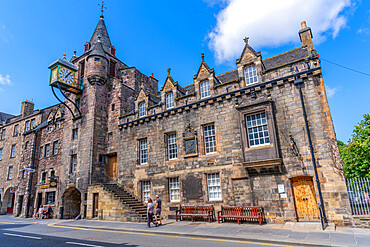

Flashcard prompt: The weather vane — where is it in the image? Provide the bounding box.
[98,1,107,18]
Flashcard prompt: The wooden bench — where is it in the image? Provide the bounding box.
[217,206,263,225]
[176,205,215,222]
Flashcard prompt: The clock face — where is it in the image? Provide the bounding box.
[59,68,74,84]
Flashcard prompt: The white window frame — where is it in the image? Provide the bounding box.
[1,129,5,140]
[45,143,50,157]
[200,80,211,99]
[166,92,174,109]
[139,102,146,118]
[246,112,270,147]
[13,125,19,136]
[142,181,151,203]
[207,173,221,201]
[71,155,77,173]
[203,124,216,154]
[168,133,177,160]
[25,121,30,131]
[244,65,258,85]
[53,141,59,155]
[139,139,148,164]
[8,166,13,180]
[10,144,16,158]
[169,177,180,202]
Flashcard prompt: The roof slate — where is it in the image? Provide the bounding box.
[216,69,239,83]
[262,47,309,70]
[0,112,15,124]
[90,17,112,54]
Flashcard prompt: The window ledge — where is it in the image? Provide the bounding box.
[247,143,272,150]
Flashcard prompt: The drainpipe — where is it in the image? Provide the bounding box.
[294,77,328,229]
[26,129,38,217]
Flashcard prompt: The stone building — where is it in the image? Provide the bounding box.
[0,14,352,226]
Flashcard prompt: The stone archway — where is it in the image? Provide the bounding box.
[1,188,15,215]
[62,187,81,219]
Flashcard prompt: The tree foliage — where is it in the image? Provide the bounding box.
[340,114,370,178]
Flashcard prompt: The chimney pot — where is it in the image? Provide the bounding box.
[301,21,307,29]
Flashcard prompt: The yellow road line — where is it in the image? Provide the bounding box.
[49,224,292,247]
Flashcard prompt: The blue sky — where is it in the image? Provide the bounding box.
[0,0,369,142]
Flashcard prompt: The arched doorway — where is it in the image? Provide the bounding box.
[1,188,16,215]
[62,187,81,219]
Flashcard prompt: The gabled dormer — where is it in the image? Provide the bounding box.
[236,37,263,87]
[135,86,149,118]
[193,54,216,100]
[160,68,182,110]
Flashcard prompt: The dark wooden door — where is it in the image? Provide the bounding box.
[291,177,320,221]
[92,193,99,218]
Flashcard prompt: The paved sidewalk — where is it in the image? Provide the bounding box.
[1,215,370,246]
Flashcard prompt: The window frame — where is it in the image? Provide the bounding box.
[166,92,174,109]
[246,112,270,148]
[72,128,78,140]
[108,132,113,141]
[244,64,259,85]
[44,143,50,157]
[200,80,211,99]
[10,144,16,158]
[167,133,178,160]
[52,140,59,155]
[139,102,146,118]
[169,177,180,202]
[0,129,5,140]
[0,148,3,160]
[25,121,30,132]
[142,180,151,203]
[139,139,148,165]
[71,154,77,173]
[46,191,56,204]
[31,119,35,129]
[203,124,216,154]
[8,166,13,180]
[41,172,47,184]
[39,146,43,158]
[13,124,19,136]
[207,173,222,201]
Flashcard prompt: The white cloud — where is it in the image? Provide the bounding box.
[0,24,13,43]
[208,0,354,64]
[325,85,338,98]
[0,73,11,92]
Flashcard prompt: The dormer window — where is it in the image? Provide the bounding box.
[244,65,258,85]
[200,80,211,99]
[166,92,174,109]
[139,102,146,118]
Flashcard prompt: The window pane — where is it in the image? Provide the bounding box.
[140,139,148,164]
[139,102,146,117]
[246,112,270,147]
[207,173,221,201]
[166,92,174,109]
[200,80,211,99]
[204,125,216,154]
[169,177,180,202]
[244,65,258,85]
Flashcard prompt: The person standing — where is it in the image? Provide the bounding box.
[147,198,157,228]
[155,195,162,225]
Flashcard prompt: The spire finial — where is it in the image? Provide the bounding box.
[63,53,66,58]
[167,68,171,76]
[201,53,204,62]
[99,1,106,18]
[243,37,249,44]
[74,50,77,56]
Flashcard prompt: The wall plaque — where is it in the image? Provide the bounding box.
[183,175,202,200]
[185,138,197,155]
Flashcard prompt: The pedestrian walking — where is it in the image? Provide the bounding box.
[155,195,162,225]
[147,198,157,228]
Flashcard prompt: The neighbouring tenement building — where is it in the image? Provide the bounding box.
[0,14,352,226]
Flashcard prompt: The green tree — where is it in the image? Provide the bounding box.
[341,114,370,178]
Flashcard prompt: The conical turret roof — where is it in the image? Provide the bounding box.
[88,38,107,60]
[90,16,111,53]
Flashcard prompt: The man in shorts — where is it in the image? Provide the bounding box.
[155,195,162,225]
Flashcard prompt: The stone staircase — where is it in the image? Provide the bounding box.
[102,182,147,221]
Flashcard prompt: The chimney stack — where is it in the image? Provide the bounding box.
[21,100,34,117]
[299,21,314,51]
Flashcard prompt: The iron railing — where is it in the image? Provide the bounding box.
[346,177,370,215]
